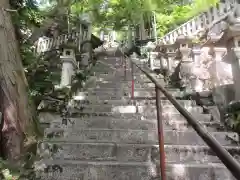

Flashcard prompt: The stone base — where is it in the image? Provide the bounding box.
[36,160,236,180]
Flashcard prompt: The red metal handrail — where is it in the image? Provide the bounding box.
[130,58,240,180]
[155,87,167,180]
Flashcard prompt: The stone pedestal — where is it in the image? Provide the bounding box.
[192,47,201,63]
[226,9,240,100]
[179,43,193,90]
[166,47,176,73]
[213,47,228,87]
[232,46,240,100]
[60,49,78,87]
[179,44,191,62]
[81,53,90,66]
[190,47,202,91]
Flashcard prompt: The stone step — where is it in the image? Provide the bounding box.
[72,100,198,114]
[74,98,192,106]
[36,160,155,180]
[44,128,238,146]
[96,73,163,80]
[45,115,222,131]
[39,142,240,164]
[93,78,160,84]
[93,75,163,82]
[39,112,212,125]
[94,79,159,86]
[90,87,179,92]
[36,160,235,180]
[92,63,142,71]
[87,87,181,97]
[132,91,183,98]
[70,105,203,115]
[74,99,196,108]
[129,82,158,88]
[91,65,122,72]
[80,92,183,100]
[95,81,157,88]
[69,111,211,121]
[139,105,203,114]
[93,72,148,78]
[83,92,172,99]
[88,87,178,93]
[93,61,121,67]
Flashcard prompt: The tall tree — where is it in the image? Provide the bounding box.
[0,0,35,162]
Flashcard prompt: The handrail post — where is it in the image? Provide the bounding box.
[155,86,166,180]
[124,56,127,80]
[131,61,134,99]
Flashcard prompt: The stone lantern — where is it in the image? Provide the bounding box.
[231,33,240,100]
[146,41,159,70]
[191,45,201,63]
[176,35,192,62]
[175,35,195,92]
[59,42,78,88]
[165,44,176,73]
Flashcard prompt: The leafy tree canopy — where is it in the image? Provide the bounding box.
[35,0,219,36]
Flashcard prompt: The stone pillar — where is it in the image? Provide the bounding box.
[112,31,116,42]
[100,30,104,41]
[192,46,201,63]
[179,42,193,91]
[179,43,192,62]
[224,2,240,100]
[232,37,240,100]
[60,49,78,87]
[191,46,202,91]
[166,47,175,73]
[213,47,227,86]
[212,47,231,117]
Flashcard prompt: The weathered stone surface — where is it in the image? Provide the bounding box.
[79,89,183,100]
[39,111,212,125]
[39,113,219,131]
[38,160,155,180]
[165,163,236,180]
[73,98,195,106]
[70,117,223,131]
[39,142,240,164]
[137,105,203,115]
[44,128,238,146]
[37,48,240,180]
[37,160,236,180]
[69,104,203,115]
[206,106,221,122]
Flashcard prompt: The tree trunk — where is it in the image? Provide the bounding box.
[0,0,32,162]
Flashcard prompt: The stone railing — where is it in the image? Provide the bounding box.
[158,0,236,44]
[149,0,240,105]
[35,30,89,54]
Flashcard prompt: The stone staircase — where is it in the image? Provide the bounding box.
[36,51,240,180]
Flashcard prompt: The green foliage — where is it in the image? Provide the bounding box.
[0,138,41,180]
[155,0,220,36]
[11,0,43,41]
[36,0,220,35]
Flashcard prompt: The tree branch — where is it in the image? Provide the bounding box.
[28,0,73,43]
